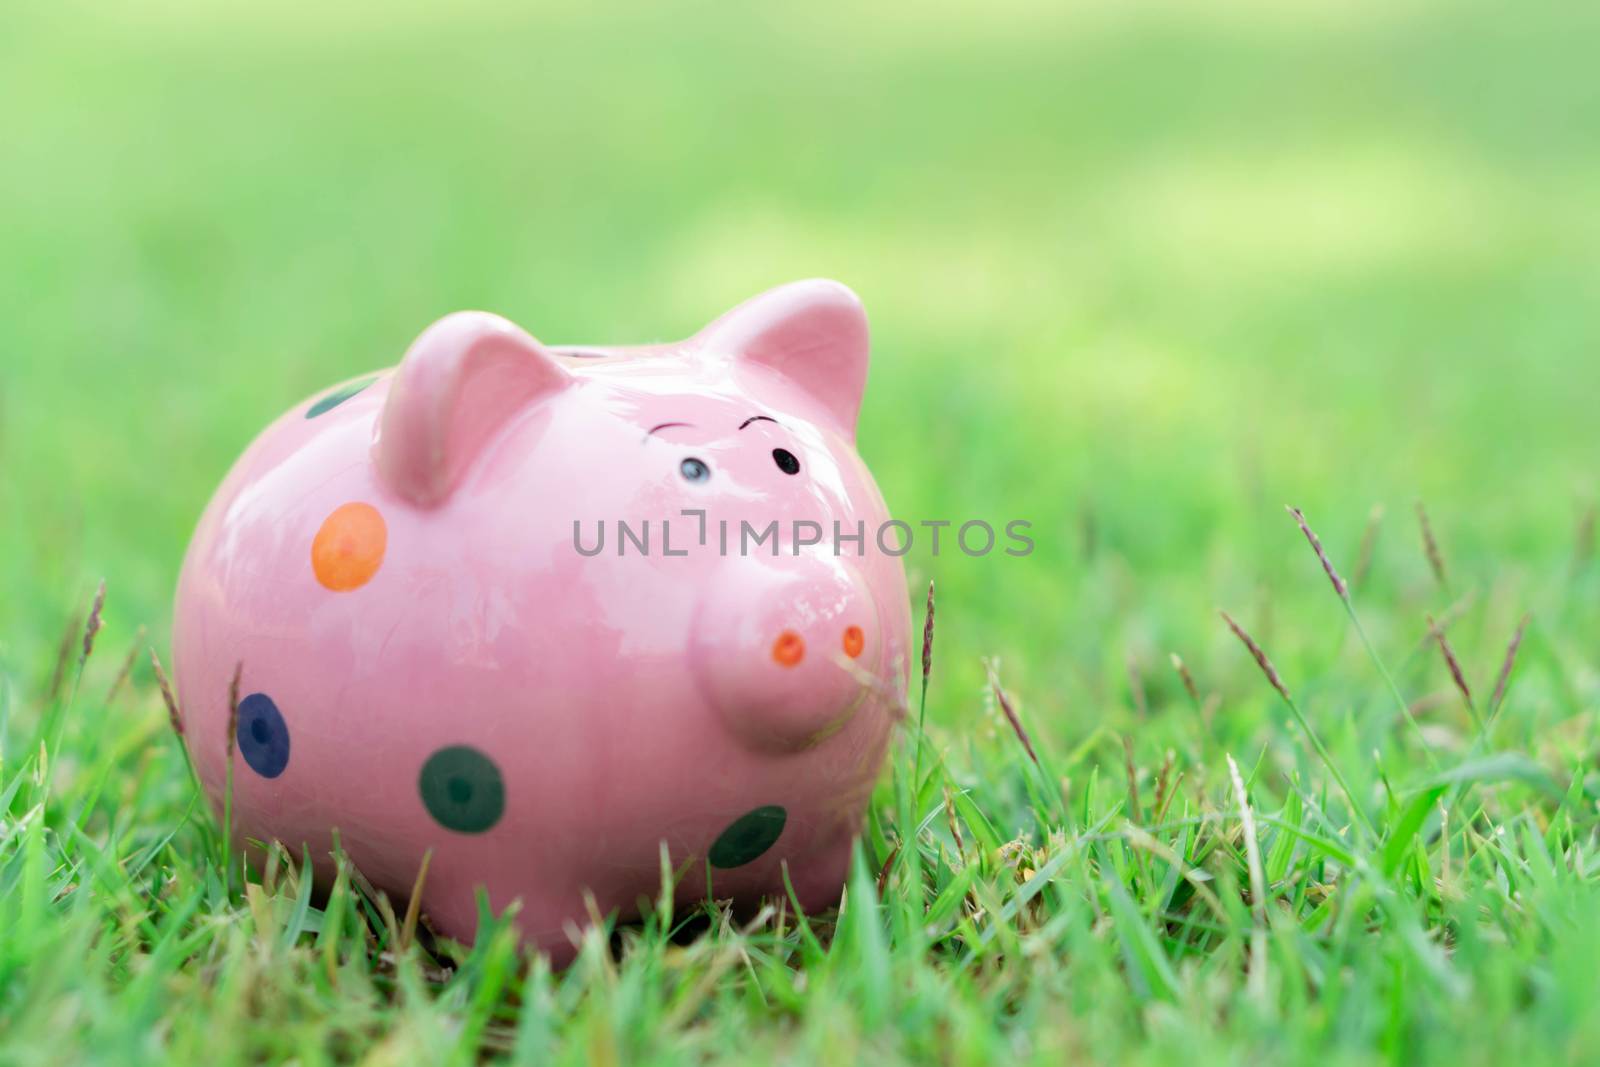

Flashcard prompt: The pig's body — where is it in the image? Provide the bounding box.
[172,281,909,959]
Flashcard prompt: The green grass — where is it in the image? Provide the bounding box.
[6,1,1600,1063]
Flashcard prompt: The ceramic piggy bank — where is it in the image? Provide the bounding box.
[171,280,910,960]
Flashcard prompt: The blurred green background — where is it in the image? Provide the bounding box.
[3,0,1598,722]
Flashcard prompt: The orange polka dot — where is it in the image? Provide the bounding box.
[311,502,387,591]
[772,630,805,667]
[842,625,865,659]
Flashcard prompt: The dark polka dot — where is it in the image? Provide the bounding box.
[708,805,787,868]
[419,746,505,834]
[306,376,378,419]
[236,693,290,778]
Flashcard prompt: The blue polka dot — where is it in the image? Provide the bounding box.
[237,693,290,778]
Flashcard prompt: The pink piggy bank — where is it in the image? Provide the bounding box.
[172,280,910,960]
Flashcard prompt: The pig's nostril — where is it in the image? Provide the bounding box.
[842,625,865,658]
[772,630,805,667]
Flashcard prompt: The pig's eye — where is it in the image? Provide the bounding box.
[772,448,800,476]
[680,457,711,483]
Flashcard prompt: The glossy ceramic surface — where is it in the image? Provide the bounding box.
[171,279,911,961]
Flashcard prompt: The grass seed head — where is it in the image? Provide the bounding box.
[80,580,106,666]
[1288,506,1348,601]
[1426,614,1474,712]
[1353,503,1385,588]
[1152,748,1177,823]
[149,648,184,735]
[941,784,966,858]
[1220,610,1293,704]
[1170,652,1201,705]
[1416,501,1448,587]
[986,663,1039,766]
[1126,654,1148,718]
[1490,613,1532,714]
[104,624,147,705]
[1121,734,1144,824]
[921,579,935,689]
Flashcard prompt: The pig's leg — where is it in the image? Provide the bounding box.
[419,875,584,967]
[781,827,857,915]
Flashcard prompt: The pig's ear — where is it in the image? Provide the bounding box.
[695,279,870,439]
[374,311,572,507]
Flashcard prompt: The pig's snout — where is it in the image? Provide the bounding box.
[691,554,882,753]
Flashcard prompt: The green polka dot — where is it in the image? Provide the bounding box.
[708,805,787,868]
[419,746,505,833]
[306,376,378,418]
